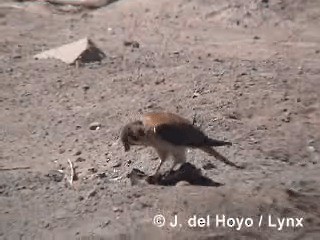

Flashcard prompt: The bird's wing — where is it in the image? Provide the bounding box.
[154,122,206,147]
[143,112,191,127]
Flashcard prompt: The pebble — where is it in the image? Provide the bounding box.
[82,85,90,91]
[58,148,65,154]
[112,206,123,213]
[202,162,216,170]
[87,189,97,198]
[73,150,82,156]
[97,172,107,178]
[112,161,122,168]
[89,122,101,130]
[88,167,97,173]
[75,157,86,162]
[46,170,64,182]
[123,40,140,48]
[99,219,111,228]
[307,146,315,152]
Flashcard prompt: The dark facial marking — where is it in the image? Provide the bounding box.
[138,129,145,137]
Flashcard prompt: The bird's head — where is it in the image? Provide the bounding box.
[120,121,146,152]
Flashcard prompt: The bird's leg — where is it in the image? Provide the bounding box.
[153,149,168,176]
[171,149,186,172]
[170,161,178,172]
[154,159,164,175]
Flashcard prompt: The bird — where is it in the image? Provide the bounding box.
[120,112,243,175]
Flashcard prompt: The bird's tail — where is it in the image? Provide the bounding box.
[204,137,232,147]
[200,146,243,169]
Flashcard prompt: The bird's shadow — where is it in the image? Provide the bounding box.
[127,162,223,187]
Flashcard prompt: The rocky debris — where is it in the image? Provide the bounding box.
[99,219,111,228]
[88,167,98,173]
[82,84,90,91]
[87,188,97,198]
[73,150,82,156]
[123,40,140,48]
[75,157,86,162]
[112,206,123,213]
[202,162,216,170]
[226,111,242,120]
[89,122,101,130]
[112,161,122,168]
[46,170,64,182]
[96,172,107,178]
[34,38,106,65]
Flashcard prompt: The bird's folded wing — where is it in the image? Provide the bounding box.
[154,123,206,147]
[143,112,191,127]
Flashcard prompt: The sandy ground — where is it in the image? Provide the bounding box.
[0,0,320,239]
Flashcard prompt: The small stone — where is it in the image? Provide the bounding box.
[78,196,84,201]
[112,206,123,213]
[131,41,140,48]
[202,162,216,170]
[58,148,65,154]
[46,170,64,182]
[226,111,241,120]
[253,36,260,40]
[75,157,85,162]
[97,172,107,178]
[88,167,97,173]
[42,221,50,228]
[99,219,111,228]
[307,146,315,152]
[281,113,291,123]
[73,150,82,156]
[192,91,201,98]
[87,189,97,198]
[126,160,132,166]
[112,162,122,168]
[89,122,101,130]
[123,40,140,48]
[6,68,13,73]
[299,163,307,167]
[155,78,165,85]
[13,55,22,59]
[82,85,90,91]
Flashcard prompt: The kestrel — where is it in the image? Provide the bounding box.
[120,112,242,175]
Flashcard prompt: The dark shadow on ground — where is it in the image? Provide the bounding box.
[127,162,223,187]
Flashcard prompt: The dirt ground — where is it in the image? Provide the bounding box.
[1,0,320,239]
